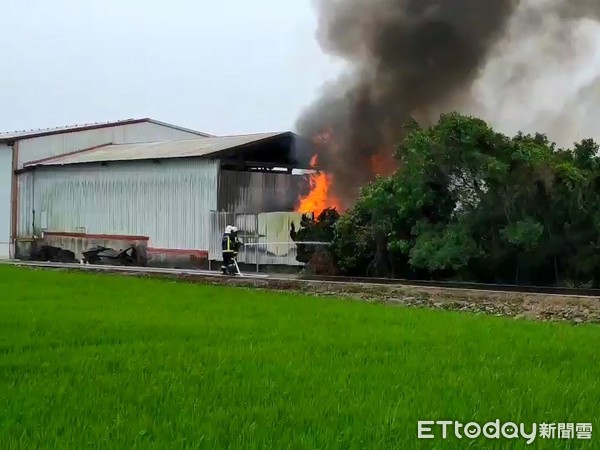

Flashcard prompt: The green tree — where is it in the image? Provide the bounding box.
[290,209,340,274]
[331,111,600,287]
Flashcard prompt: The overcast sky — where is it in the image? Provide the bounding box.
[0,0,341,136]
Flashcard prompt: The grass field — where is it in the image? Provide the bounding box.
[1,265,599,449]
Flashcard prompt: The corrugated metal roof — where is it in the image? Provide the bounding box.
[0,118,213,141]
[23,132,291,168]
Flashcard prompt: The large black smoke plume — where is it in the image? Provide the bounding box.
[296,0,600,208]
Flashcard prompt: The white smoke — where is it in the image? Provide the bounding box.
[470,0,600,147]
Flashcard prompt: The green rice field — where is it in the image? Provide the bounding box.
[1,265,599,449]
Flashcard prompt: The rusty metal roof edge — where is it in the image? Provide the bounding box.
[19,131,298,169]
[22,142,115,168]
[145,119,214,137]
[0,117,214,142]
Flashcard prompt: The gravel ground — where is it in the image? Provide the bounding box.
[136,270,600,325]
[10,263,600,325]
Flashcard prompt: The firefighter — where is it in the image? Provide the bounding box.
[230,226,243,267]
[221,225,235,274]
[221,226,243,275]
[230,226,241,251]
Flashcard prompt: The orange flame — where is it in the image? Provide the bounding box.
[370,151,397,177]
[295,128,397,217]
[295,154,343,217]
[295,128,344,217]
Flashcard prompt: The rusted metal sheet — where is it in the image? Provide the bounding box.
[15,121,208,168]
[18,159,219,251]
[217,170,302,213]
[22,133,288,168]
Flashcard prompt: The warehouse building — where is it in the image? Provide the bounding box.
[0,118,313,268]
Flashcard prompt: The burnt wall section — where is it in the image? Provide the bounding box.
[217,170,302,214]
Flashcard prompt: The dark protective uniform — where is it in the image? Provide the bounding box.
[221,231,242,274]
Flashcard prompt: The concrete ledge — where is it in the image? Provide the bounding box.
[30,232,149,263]
[43,231,149,241]
[147,248,209,269]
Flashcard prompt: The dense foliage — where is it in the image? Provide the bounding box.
[298,113,600,287]
[290,209,340,274]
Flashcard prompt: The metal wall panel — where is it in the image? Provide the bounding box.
[217,170,302,213]
[18,171,34,237]
[208,211,304,266]
[0,145,11,258]
[257,212,304,266]
[18,159,218,251]
[17,122,204,168]
[208,212,260,263]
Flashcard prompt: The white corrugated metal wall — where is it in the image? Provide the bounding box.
[0,145,11,258]
[16,122,205,168]
[19,159,218,251]
[5,121,207,257]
